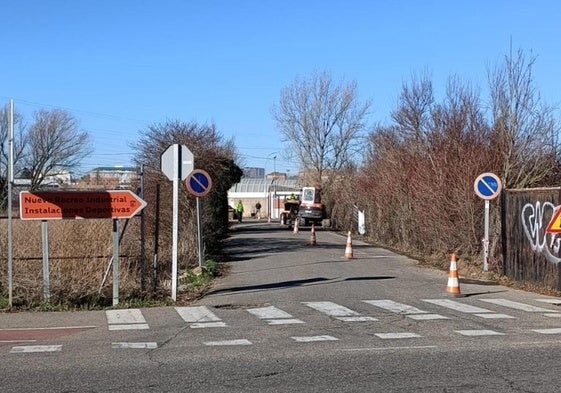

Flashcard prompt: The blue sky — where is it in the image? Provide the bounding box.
[2,1,560,176]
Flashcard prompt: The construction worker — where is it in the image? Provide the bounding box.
[235,200,244,223]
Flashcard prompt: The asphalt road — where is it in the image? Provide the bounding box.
[2,221,561,392]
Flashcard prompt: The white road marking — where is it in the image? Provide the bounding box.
[535,298,561,305]
[1,340,37,343]
[108,323,150,331]
[479,299,558,313]
[532,328,561,334]
[106,309,149,330]
[267,319,305,325]
[0,326,96,331]
[475,313,514,319]
[291,335,339,342]
[190,322,227,328]
[407,314,449,320]
[364,300,448,320]
[106,309,147,324]
[10,345,62,353]
[375,332,421,339]
[364,300,427,315]
[343,315,377,322]
[303,301,377,321]
[112,342,158,349]
[175,306,223,323]
[247,306,304,324]
[247,305,293,319]
[455,330,504,336]
[342,345,438,351]
[204,339,252,346]
[423,299,493,313]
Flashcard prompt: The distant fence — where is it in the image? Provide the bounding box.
[501,187,561,291]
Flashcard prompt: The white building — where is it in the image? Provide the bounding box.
[228,178,302,219]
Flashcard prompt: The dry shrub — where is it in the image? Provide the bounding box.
[330,75,503,272]
[0,218,146,307]
[0,212,202,308]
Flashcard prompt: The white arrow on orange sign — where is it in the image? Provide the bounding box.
[19,190,147,220]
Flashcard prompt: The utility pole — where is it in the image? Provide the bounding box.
[7,99,14,307]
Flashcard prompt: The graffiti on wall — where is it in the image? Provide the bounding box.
[522,201,561,264]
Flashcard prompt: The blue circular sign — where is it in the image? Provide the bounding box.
[185,169,212,197]
[474,172,502,200]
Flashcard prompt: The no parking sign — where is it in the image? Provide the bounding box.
[185,169,213,197]
[474,172,502,272]
[474,172,502,200]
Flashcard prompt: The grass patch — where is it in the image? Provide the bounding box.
[180,260,219,290]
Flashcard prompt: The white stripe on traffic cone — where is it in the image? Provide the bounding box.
[344,231,354,259]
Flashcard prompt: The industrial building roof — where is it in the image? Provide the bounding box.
[228,178,303,193]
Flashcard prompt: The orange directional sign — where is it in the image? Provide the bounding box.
[546,206,561,233]
[19,190,147,220]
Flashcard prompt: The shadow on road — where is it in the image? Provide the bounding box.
[205,275,395,296]
[224,224,376,263]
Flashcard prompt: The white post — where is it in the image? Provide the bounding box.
[41,220,50,302]
[171,144,180,301]
[483,199,490,272]
[358,210,366,235]
[7,99,14,307]
[196,197,204,267]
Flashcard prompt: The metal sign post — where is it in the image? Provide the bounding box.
[474,172,502,272]
[161,144,194,301]
[41,220,50,302]
[18,190,147,305]
[112,219,119,306]
[196,197,204,267]
[7,99,14,307]
[185,169,213,268]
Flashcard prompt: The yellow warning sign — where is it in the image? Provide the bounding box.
[546,207,561,233]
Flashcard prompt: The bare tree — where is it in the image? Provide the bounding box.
[391,70,434,145]
[0,105,28,209]
[132,120,242,263]
[488,49,559,188]
[24,109,92,189]
[272,71,371,186]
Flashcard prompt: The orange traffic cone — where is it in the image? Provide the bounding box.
[445,253,461,295]
[293,219,299,234]
[309,224,317,245]
[344,231,354,259]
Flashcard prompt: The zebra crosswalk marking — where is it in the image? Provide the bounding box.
[455,330,504,336]
[106,309,149,330]
[532,328,561,334]
[10,345,62,353]
[474,313,514,319]
[204,339,252,346]
[479,299,559,313]
[363,300,448,320]
[422,299,491,313]
[247,305,304,325]
[303,301,377,322]
[375,332,421,339]
[101,298,561,336]
[112,342,158,349]
[423,299,515,319]
[291,335,338,342]
[175,306,226,328]
[535,298,561,306]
